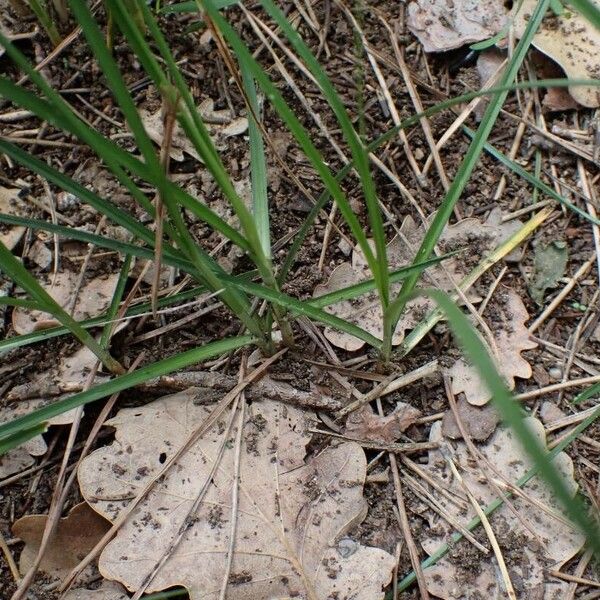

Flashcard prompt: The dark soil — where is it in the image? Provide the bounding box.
[1,0,599,598]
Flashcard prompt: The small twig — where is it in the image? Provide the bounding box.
[390,454,430,599]
[514,374,600,401]
[309,428,437,453]
[529,255,595,333]
[337,360,439,417]
[443,451,517,600]
[219,388,246,600]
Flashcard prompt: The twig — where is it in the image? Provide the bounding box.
[309,428,437,453]
[443,451,517,600]
[528,255,595,333]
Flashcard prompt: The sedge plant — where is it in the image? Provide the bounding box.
[0,0,599,571]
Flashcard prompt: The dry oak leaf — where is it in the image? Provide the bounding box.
[63,581,130,600]
[344,402,421,443]
[441,396,499,441]
[407,0,508,52]
[0,186,28,250]
[12,502,111,580]
[12,270,120,335]
[421,418,585,599]
[448,289,536,406]
[512,0,600,108]
[140,97,248,162]
[78,390,395,599]
[314,209,523,351]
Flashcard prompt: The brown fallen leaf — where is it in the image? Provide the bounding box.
[513,0,600,108]
[0,186,28,251]
[314,209,523,351]
[12,271,120,335]
[63,581,130,600]
[1,344,109,474]
[407,0,508,52]
[78,390,395,599]
[441,396,499,441]
[421,417,585,598]
[140,97,248,162]
[344,402,421,443]
[13,502,111,580]
[448,289,536,406]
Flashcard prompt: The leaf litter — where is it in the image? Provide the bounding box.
[528,240,568,306]
[313,209,524,352]
[139,96,248,163]
[421,417,585,599]
[447,289,537,406]
[78,389,395,599]
[12,270,120,335]
[408,0,600,107]
[12,502,111,580]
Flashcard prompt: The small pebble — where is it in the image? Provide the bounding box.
[337,537,358,558]
[548,366,562,380]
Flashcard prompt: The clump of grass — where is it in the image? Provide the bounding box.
[0,0,599,572]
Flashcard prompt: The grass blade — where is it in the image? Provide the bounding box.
[384,0,553,359]
[254,0,389,305]
[0,335,254,448]
[0,240,124,374]
[464,127,600,226]
[240,56,270,258]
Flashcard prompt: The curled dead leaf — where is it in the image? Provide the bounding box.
[448,289,536,406]
[421,417,585,598]
[513,0,600,108]
[139,97,248,163]
[12,502,111,580]
[344,402,421,443]
[78,390,395,599]
[407,0,508,52]
[441,396,499,441]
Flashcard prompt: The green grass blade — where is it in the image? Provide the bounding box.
[0,297,41,310]
[68,0,163,172]
[464,127,600,226]
[573,381,600,404]
[24,0,61,45]
[231,279,382,349]
[109,0,273,277]
[0,241,123,374]
[200,2,381,294]
[0,423,48,456]
[423,288,600,556]
[240,56,270,259]
[159,0,237,13]
[276,77,600,285]
[100,255,132,348]
[310,253,456,309]
[0,335,254,448]
[566,0,600,27]
[384,0,552,359]
[0,78,249,253]
[0,212,195,272]
[0,138,162,251]
[253,0,389,305]
[0,284,216,353]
